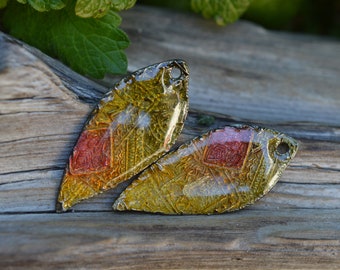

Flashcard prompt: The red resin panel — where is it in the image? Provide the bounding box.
[69,128,111,175]
[203,127,252,168]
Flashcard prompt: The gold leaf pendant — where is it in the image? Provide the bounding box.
[113,125,298,214]
[57,60,189,212]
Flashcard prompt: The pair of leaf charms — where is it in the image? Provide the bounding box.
[57,60,298,214]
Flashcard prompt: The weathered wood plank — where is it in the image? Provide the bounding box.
[0,5,340,269]
[0,210,339,269]
[1,136,340,213]
[120,6,340,125]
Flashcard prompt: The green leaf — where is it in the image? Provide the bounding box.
[75,0,112,18]
[75,0,136,18]
[0,0,9,9]
[191,0,252,26]
[16,0,27,4]
[27,0,65,11]
[110,0,136,11]
[3,1,129,78]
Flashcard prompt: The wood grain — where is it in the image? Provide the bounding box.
[0,5,340,269]
[0,210,339,269]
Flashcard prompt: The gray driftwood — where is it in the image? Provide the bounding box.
[0,5,340,269]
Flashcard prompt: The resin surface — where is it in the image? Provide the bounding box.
[57,60,189,212]
[113,125,298,214]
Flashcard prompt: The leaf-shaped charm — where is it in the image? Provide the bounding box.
[113,125,298,214]
[57,60,189,212]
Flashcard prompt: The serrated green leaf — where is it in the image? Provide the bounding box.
[0,0,9,9]
[27,0,65,12]
[75,0,136,18]
[110,0,136,11]
[191,0,251,26]
[3,1,129,78]
[75,0,111,18]
[16,0,27,4]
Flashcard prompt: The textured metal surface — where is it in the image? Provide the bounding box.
[57,60,189,211]
[113,125,298,214]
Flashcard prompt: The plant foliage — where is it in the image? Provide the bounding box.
[191,0,252,26]
[2,0,328,79]
[2,1,130,78]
